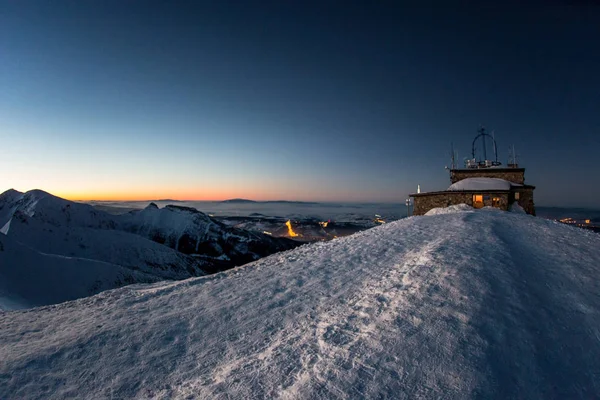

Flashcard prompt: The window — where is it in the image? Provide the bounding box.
[515,192,520,200]
[492,197,501,208]
[473,194,484,209]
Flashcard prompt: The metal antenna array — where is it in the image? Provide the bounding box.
[471,126,501,167]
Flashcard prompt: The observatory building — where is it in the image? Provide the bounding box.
[410,128,536,215]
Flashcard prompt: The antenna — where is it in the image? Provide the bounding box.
[472,126,501,167]
[492,130,498,163]
[508,144,519,167]
[450,142,455,169]
[481,126,487,161]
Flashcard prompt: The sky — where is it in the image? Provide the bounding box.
[1,1,599,206]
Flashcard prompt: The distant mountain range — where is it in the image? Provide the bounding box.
[221,198,258,204]
[221,198,321,205]
[0,189,299,309]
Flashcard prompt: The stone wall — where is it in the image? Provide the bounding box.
[450,169,525,184]
[412,192,510,216]
[413,193,471,216]
[514,188,536,215]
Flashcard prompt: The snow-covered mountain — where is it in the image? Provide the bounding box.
[2,207,599,398]
[1,189,117,231]
[5,211,205,280]
[121,203,299,269]
[0,232,160,310]
[0,189,298,303]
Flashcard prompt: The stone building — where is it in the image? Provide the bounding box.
[410,129,536,215]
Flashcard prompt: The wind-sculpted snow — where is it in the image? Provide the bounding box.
[1,209,599,398]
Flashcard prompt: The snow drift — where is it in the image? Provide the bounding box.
[425,203,474,215]
[1,208,599,398]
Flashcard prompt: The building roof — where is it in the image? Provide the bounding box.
[447,177,521,192]
[410,189,511,197]
[450,167,525,172]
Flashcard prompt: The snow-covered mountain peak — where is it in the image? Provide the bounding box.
[0,188,23,202]
[125,202,214,235]
[164,204,211,217]
[22,188,53,200]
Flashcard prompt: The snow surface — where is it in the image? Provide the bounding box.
[5,210,205,281]
[425,203,475,215]
[1,209,599,398]
[510,203,527,214]
[0,233,160,311]
[447,177,521,191]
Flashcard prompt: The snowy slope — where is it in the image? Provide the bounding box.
[0,233,160,311]
[6,211,207,280]
[2,208,599,399]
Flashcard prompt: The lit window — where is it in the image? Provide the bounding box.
[492,197,501,207]
[473,194,484,209]
[515,192,520,200]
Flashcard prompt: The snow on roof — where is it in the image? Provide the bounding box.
[2,211,600,398]
[447,177,521,191]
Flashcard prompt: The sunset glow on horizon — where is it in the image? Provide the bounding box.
[4,177,399,203]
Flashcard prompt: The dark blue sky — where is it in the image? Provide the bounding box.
[1,1,599,205]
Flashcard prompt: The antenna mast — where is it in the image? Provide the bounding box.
[480,126,487,161]
[492,130,498,163]
[508,144,518,167]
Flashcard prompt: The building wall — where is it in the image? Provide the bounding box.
[450,169,525,184]
[412,192,510,216]
[513,188,536,215]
